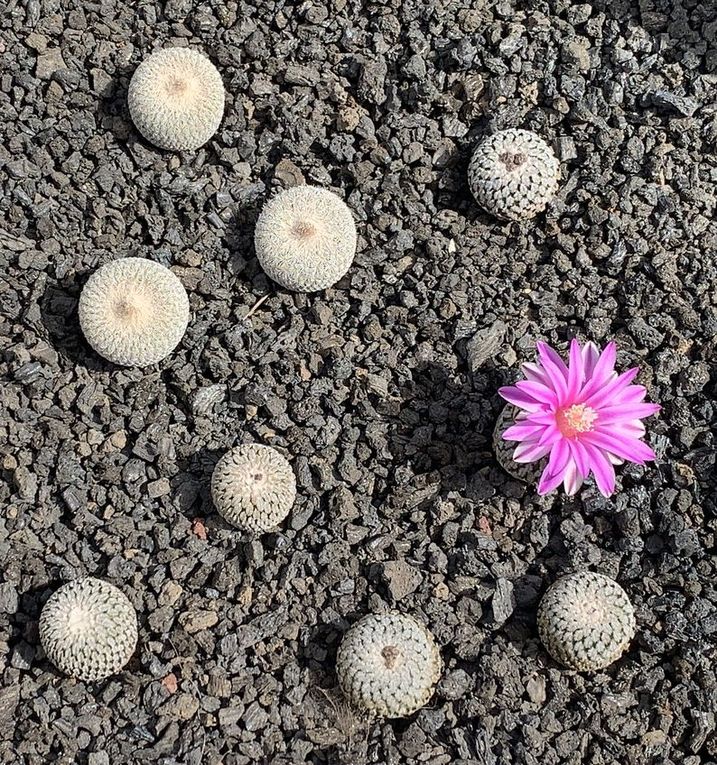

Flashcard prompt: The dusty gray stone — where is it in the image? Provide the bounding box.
[36,48,67,78]
[380,560,423,601]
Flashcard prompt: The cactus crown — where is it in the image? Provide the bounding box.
[211,444,297,533]
[336,612,442,718]
[39,577,138,682]
[128,47,225,151]
[468,129,559,221]
[254,185,357,292]
[79,257,189,367]
[537,571,636,671]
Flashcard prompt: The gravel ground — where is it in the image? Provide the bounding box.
[1,1,716,763]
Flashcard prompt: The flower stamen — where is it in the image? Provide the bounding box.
[557,404,597,437]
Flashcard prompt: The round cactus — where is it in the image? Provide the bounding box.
[468,129,560,220]
[493,406,543,484]
[254,185,357,292]
[39,577,138,682]
[211,444,296,533]
[128,47,225,151]
[336,612,442,718]
[78,257,189,367]
[537,571,636,671]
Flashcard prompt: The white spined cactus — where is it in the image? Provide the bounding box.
[128,47,225,151]
[537,571,636,671]
[468,129,560,220]
[78,257,189,367]
[211,444,297,533]
[336,612,442,718]
[254,185,358,292]
[39,577,138,682]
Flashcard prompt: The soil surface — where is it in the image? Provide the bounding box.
[1,1,716,764]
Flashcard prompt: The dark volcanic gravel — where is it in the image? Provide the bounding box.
[1,1,717,764]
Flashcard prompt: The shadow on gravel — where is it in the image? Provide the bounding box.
[296,619,373,765]
[93,63,135,149]
[169,446,226,524]
[39,275,106,370]
[298,615,345,682]
[224,199,263,279]
[386,360,511,502]
[5,583,54,681]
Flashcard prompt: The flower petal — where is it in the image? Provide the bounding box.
[547,438,571,476]
[594,341,617,379]
[536,343,569,403]
[600,420,646,439]
[616,385,648,404]
[562,460,584,495]
[537,441,572,494]
[566,339,584,400]
[524,411,559,427]
[536,341,569,379]
[596,402,661,423]
[514,380,559,406]
[581,342,600,377]
[583,367,640,409]
[513,441,552,463]
[502,423,546,442]
[569,438,592,478]
[521,362,550,386]
[582,431,657,464]
[498,385,544,412]
[537,423,563,447]
[538,463,566,494]
[578,341,617,399]
[584,444,616,496]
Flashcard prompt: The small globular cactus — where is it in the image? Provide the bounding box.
[468,129,560,220]
[78,257,189,367]
[537,571,636,671]
[492,405,543,484]
[39,577,138,682]
[336,613,442,718]
[128,47,225,151]
[211,444,296,533]
[254,185,358,292]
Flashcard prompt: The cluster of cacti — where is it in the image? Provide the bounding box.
[79,50,563,366]
[39,568,636,719]
[32,45,651,726]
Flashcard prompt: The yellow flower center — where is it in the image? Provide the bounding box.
[557,404,597,437]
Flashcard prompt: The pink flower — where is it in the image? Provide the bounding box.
[498,339,660,497]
